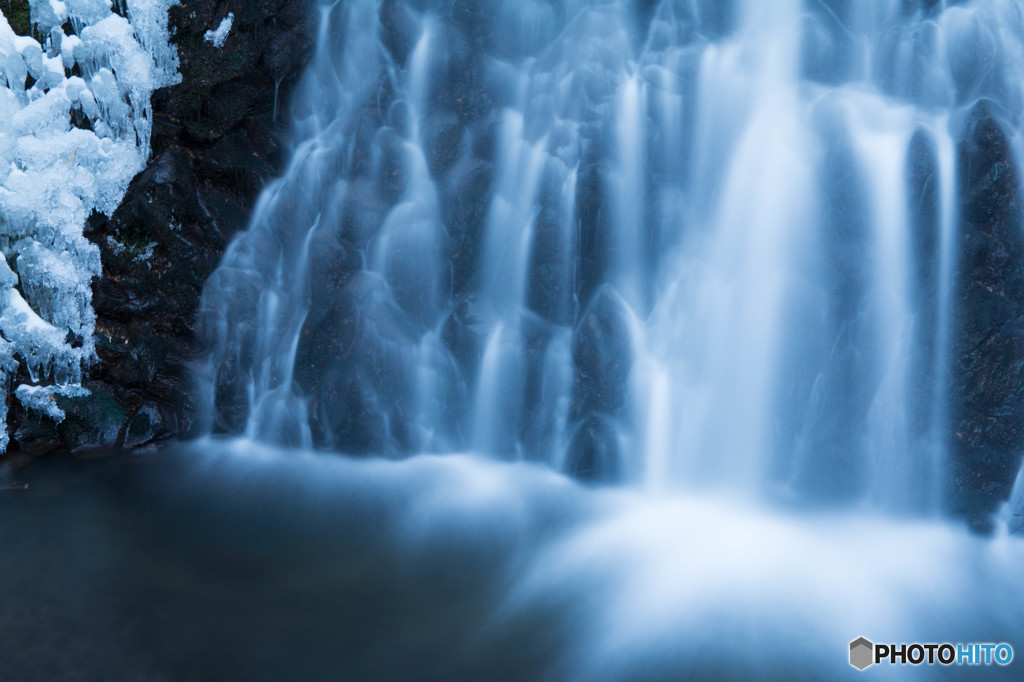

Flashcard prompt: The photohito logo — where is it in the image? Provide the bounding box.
[849,637,1013,670]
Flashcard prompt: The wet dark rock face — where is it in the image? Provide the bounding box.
[7,0,313,455]
[4,1,1022,534]
[565,287,634,482]
[950,99,1024,532]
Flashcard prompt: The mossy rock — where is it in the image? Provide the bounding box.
[4,0,34,38]
[55,382,127,451]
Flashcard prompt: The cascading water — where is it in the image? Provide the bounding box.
[189,0,1024,677]
[200,0,1023,510]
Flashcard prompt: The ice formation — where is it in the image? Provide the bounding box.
[15,383,90,423]
[0,0,180,449]
[203,12,232,49]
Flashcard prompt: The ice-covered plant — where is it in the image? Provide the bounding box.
[0,0,179,450]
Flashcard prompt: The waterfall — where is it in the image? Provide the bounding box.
[197,0,1024,516]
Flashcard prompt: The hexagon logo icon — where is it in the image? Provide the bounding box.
[850,637,874,670]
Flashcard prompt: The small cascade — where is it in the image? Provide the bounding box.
[198,0,1024,515]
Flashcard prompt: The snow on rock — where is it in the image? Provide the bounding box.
[15,382,91,423]
[0,1,179,449]
[204,12,232,49]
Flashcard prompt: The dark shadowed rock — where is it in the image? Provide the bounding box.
[4,0,32,36]
[571,285,635,420]
[564,285,635,480]
[573,143,613,308]
[566,414,623,482]
[442,295,490,376]
[6,0,313,455]
[950,99,1024,528]
[379,0,419,66]
[444,162,493,298]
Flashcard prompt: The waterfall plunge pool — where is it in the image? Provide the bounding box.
[1,440,1022,681]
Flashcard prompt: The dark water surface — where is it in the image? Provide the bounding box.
[0,447,571,682]
[2,442,1022,682]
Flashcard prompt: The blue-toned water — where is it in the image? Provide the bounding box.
[7,442,1023,680]
[198,0,1024,505]
[182,0,1024,678]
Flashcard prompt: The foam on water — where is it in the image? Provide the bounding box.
[194,0,1024,675]
[178,439,1024,680]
